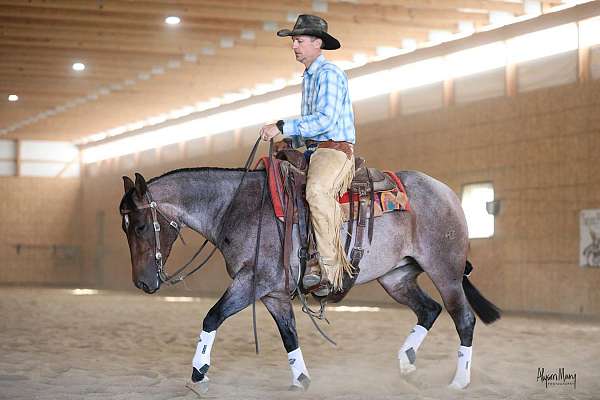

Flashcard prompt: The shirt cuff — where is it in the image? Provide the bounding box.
[282,118,297,136]
[281,119,304,148]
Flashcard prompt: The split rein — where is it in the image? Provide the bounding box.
[124,136,337,349]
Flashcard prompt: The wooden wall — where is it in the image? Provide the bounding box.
[0,177,82,285]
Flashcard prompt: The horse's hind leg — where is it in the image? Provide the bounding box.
[261,293,311,391]
[378,263,443,375]
[424,261,476,389]
[436,281,476,389]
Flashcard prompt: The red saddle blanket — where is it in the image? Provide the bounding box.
[255,157,411,221]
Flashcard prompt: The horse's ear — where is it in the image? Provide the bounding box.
[134,172,147,197]
[123,176,134,193]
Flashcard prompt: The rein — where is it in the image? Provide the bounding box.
[122,136,265,354]
[124,135,335,349]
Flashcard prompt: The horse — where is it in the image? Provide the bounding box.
[118,165,501,394]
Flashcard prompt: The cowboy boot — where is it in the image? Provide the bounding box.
[302,256,322,288]
[303,256,331,297]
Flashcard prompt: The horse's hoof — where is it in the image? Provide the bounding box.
[186,377,210,397]
[398,352,416,375]
[289,384,304,392]
[399,362,416,375]
[289,373,310,391]
[448,379,470,390]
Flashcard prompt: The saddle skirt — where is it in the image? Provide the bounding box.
[255,154,411,222]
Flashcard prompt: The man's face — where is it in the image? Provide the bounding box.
[291,35,322,65]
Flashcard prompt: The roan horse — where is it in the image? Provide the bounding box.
[119,164,500,394]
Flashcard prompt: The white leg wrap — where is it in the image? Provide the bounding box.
[192,330,216,371]
[288,348,310,389]
[449,345,472,389]
[398,325,428,374]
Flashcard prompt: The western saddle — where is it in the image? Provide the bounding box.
[259,147,407,303]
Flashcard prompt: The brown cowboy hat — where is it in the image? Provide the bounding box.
[277,15,341,50]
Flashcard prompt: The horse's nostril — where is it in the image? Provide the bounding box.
[135,280,150,292]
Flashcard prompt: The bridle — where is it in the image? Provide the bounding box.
[120,190,217,285]
[121,135,337,350]
[120,136,262,286]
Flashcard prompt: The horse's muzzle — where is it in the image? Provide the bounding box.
[135,280,159,294]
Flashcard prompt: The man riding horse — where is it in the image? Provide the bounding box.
[260,14,355,297]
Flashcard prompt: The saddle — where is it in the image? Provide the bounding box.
[255,148,410,303]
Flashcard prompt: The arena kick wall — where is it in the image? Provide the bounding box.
[0,177,81,285]
[70,77,600,315]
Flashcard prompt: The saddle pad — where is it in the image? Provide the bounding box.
[340,189,409,222]
[255,156,411,221]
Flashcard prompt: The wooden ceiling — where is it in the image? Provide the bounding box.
[0,0,563,142]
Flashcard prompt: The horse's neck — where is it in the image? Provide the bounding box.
[148,169,257,244]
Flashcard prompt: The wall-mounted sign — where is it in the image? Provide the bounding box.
[580,209,600,268]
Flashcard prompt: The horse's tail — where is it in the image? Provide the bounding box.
[462,260,501,324]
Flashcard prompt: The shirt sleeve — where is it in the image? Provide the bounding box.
[282,68,346,140]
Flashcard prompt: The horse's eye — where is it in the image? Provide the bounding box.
[135,223,147,235]
[123,215,130,229]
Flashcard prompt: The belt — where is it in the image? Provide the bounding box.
[305,139,353,160]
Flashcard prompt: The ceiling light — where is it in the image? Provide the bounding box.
[458,21,476,34]
[8,94,18,102]
[184,53,198,62]
[72,62,85,71]
[165,16,181,25]
[524,0,542,16]
[263,21,278,32]
[287,12,299,23]
[220,37,234,48]
[489,11,515,26]
[168,59,182,69]
[312,0,328,13]
[428,30,453,44]
[401,38,418,51]
[241,29,256,40]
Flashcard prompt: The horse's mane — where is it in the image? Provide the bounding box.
[147,166,250,184]
[119,167,258,213]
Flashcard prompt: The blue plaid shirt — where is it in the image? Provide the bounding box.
[282,55,355,148]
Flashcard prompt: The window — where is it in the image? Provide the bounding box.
[461,182,495,239]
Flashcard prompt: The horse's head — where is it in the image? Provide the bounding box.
[119,173,179,294]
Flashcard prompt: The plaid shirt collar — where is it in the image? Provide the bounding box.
[303,54,325,77]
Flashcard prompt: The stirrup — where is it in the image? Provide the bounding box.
[302,272,321,288]
[305,282,330,297]
[312,284,330,297]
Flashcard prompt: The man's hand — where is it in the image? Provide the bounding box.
[260,123,280,141]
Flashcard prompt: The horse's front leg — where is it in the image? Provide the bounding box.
[186,268,256,396]
[262,292,311,391]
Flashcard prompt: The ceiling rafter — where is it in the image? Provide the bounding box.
[0,0,571,142]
